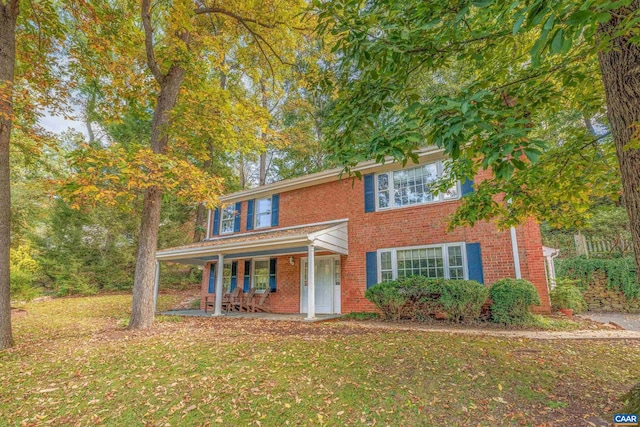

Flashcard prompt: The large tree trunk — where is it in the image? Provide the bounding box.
[129,66,185,329]
[0,1,19,351]
[598,1,640,285]
[193,153,211,242]
[239,153,246,189]
[259,79,268,186]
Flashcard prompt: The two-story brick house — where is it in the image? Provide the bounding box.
[156,147,551,318]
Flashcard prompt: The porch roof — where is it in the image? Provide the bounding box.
[155,219,349,265]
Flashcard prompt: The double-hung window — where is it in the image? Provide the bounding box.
[223,262,232,292]
[376,161,459,210]
[253,259,270,292]
[378,243,466,282]
[255,197,272,229]
[220,204,236,234]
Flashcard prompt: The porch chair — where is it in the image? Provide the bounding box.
[222,287,242,312]
[204,294,215,313]
[249,289,272,313]
[238,288,256,312]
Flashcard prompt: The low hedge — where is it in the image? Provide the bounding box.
[550,283,588,314]
[489,278,541,325]
[364,276,488,322]
[555,256,639,299]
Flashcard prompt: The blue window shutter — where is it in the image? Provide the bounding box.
[208,264,216,293]
[243,260,251,292]
[230,261,238,291]
[271,194,280,227]
[269,258,277,292]
[234,202,242,232]
[466,243,484,284]
[364,174,375,213]
[212,208,221,236]
[365,252,378,288]
[461,179,475,196]
[246,199,254,231]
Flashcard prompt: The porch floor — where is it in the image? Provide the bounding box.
[159,310,342,323]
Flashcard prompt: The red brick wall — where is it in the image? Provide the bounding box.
[202,168,551,314]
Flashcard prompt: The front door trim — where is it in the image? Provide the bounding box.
[300,254,341,314]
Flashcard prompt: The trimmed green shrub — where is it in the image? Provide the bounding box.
[550,283,588,314]
[365,276,488,322]
[365,280,407,320]
[438,279,489,322]
[489,278,541,325]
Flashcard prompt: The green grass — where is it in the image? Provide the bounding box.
[529,314,582,331]
[1,294,639,426]
[341,311,381,320]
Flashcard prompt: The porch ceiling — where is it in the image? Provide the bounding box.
[156,219,348,265]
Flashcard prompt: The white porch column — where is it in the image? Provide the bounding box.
[214,254,225,316]
[306,244,316,320]
[153,261,160,313]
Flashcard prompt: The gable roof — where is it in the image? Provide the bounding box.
[219,146,444,203]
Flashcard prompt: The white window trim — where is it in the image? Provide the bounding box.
[376,242,468,283]
[220,204,236,235]
[254,196,273,230]
[252,258,271,293]
[374,161,461,211]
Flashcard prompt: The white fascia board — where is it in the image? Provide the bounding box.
[218,146,444,203]
[156,235,311,261]
[156,220,351,261]
[202,218,348,243]
[313,239,348,255]
[306,221,348,241]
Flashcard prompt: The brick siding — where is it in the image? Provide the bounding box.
[202,168,551,314]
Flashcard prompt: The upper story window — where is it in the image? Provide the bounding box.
[220,204,236,234]
[378,243,467,283]
[255,197,272,229]
[376,161,459,210]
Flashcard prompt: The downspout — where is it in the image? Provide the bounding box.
[510,226,522,279]
[548,248,560,289]
[205,209,211,241]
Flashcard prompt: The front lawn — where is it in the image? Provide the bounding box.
[1,294,638,426]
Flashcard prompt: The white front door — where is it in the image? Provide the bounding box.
[301,256,339,314]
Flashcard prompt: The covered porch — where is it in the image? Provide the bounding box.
[154,220,348,320]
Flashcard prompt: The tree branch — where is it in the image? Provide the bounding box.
[194,6,278,29]
[141,0,164,84]
[238,17,294,66]
[405,30,511,54]
[581,131,611,149]
[195,4,297,87]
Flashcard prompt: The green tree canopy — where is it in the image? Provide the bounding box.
[315,0,629,230]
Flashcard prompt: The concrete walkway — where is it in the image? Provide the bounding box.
[578,312,640,332]
[350,321,640,340]
[160,309,341,323]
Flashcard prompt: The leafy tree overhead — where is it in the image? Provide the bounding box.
[59,0,310,329]
[315,0,640,282]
